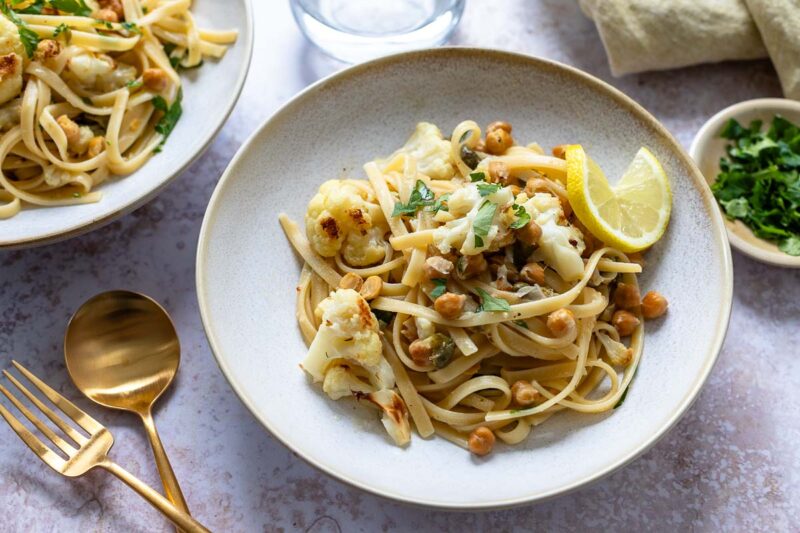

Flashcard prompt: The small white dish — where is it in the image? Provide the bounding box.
[690,98,800,268]
[0,0,254,250]
[197,48,733,509]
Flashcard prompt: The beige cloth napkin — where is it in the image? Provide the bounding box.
[579,0,800,99]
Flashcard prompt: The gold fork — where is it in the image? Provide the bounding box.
[0,361,210,533]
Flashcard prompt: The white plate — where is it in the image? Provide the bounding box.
[690,98,800,268]
[0,0,253,249]
[196,48,733,509]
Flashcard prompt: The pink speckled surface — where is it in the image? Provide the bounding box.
[0,1,798,531]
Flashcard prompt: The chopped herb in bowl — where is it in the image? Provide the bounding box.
[711,115,800,256]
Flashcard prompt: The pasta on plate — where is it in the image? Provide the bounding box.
[0,0,237,219]
[280,120,670,456]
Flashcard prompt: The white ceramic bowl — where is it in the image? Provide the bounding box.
[197,48,733,509]
[0,0,253,249]
[690,98,800,268]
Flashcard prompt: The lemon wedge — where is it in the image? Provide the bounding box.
[566,145,671,253]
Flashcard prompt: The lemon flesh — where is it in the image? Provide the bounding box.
[566,145,671,253]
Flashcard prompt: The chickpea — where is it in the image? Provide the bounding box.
[94,8,119,22]
[408,338,432,366]
[98,0,124,19]
[614,282,641,310]
[641,291,668,319]
[551,144,568,159]
[142,68,169,92]
[468,426,495,456]
[516,220,542,246]
[338,272,363,291]
[487,121,512,134]
[359,276,382,300]
[519,262,546,285]
[56,115,80,147]
[547,308,576,337]
[612,310,640,337]
[488,160,510,184]
[456,254,488,280]
[485,128,513,155]
[424,256,453,279]
[86,136,105,158]
[434,292,466,320]
[511,380,538,406]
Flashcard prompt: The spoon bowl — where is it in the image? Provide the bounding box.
[65,291,180,415]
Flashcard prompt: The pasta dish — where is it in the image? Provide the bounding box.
[280,120,670,456]
[0,0,237,219]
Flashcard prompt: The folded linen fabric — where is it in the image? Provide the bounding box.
[579,0,799,99]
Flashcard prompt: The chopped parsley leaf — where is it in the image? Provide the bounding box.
[469,171,486,182]
[476,182,500,197]
[509,203,531,229]
[1,3,40,57]
[472,200,496,248]
[430,278,448,299]
[475,287,511,312]
[391,179,434,217]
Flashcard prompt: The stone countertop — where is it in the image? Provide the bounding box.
[1,1,798,531]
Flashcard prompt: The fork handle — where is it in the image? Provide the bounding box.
[99,460,211,533]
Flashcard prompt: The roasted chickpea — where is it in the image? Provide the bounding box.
[516,220,542,246]
[424,256,454,279]
[547,308,576,337]
[612,310,640,337]
[614,282,641,310]
[98,0,124,19]
[86,136,105,158]
[519,262,546,285]
[359,276,382,300]
[408,338,432,366]
[56,115,80,147]
[468,426,495,456]
[456,254,488,279]
[487,121,512,134]
[551,144,568,159]
[641,291,668,319]
[338,272,364,291]
[511,380,538,406]
[488,160,510,184]
[485,128,513,155]
[34,40,60,63]
[142,68,169,92]
[434,292,466,320]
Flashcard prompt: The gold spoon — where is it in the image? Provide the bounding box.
[64,290,191,528]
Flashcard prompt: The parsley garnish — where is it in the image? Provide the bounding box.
[476,182,500,197]
[712,116,800,256]
[469,171,486,182]
[53,23,72,43]
[1,3,39,57]
[430,278,447,299]
[391,179,434,217]
[472,200,496,248]
[432,193,449,213]
[126,79,143,89]
[509,204,531,229]
[16,0,45,14]
[614,366,638,409]
[121,21,141,34]
[50,0,92,16]
[152,89,183,151]
[475,288,511,312]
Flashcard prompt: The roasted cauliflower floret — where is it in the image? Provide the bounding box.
[359,389,411,446]
[0,16,24,106]
[383,122,456,180]
[305,179,388,266]
[302,288,393,391]
[67,53,137,92]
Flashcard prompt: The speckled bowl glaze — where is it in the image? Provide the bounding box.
[690,98,800,268]
[196,48,733,509]
[0,0,253,249]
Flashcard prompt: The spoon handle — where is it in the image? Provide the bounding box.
[141,410,191,525]
[99,460,209,533]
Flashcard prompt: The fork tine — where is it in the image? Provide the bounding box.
[11,361,102,434]
[0,384,77,456]
[0,400,66,471]
[3,371,88,445]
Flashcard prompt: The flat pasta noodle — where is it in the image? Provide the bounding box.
[280,119,666,454]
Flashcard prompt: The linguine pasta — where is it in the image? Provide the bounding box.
[280,120,668,456]
[0,0,237,219]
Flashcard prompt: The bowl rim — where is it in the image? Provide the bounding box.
[689,97,800,268]
[196,47,734,510]
[0,0,255,250]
